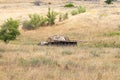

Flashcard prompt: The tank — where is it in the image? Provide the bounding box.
[38,35,77,46]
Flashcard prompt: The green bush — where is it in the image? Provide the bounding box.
[77,6,86,13]
[0,18,20,43]
[23,14,47,30]
[71,10,78,15]
[64,3,74,7]
[47,8,57,25]
[105,0,113,4]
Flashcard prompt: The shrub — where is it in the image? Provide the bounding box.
[64,3,74,7]
[77,6,86,13]
[23,14,47,30]
[0,18,20,43]
[47,8,57,25]
[105,0,113,4]
[71,10,78,15]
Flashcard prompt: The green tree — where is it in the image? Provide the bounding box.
[0,18,20,43]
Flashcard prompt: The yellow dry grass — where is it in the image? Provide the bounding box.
[0,1,120,80]
[0,0,67,3]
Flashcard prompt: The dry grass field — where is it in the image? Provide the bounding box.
[0,0,120,80]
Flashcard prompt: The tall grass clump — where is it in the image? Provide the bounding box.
[23,14,47,30]
[71,10,78,15]
[59,13,68,22]
[64,3,74,7]
[70,6,86,16]
[77,6,86,13]
[63,13,68,20]
[47,8,57,25]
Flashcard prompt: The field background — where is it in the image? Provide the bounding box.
[0,0,120,80]
[0,0,67,3]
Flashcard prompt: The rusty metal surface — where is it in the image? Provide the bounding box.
[38,35,77,46]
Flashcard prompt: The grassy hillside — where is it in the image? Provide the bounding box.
[0,1,120,80]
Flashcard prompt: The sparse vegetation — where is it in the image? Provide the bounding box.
[23,14,47,30]
[64,3,74,7]
[18,57,58,67]
[59,14,62,22]
[47,8,57,25]
[71,6,86,15]
[63,13,68,20]
[105,31,120,36]
[93,42,120,48]
[90,51,100,57]
[0,18,20,43]
[62,50,73,55]
[105,0,113,4]
[59,13,68,21]
[77,6,86,13]
[71,10,78,15]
